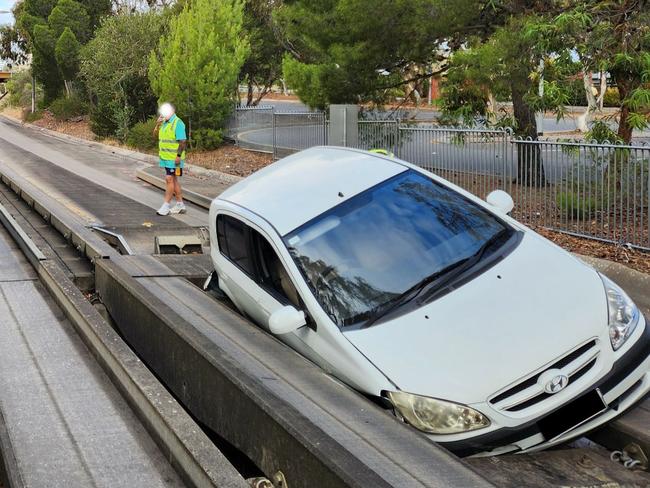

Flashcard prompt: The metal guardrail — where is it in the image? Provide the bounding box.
[227,107,650,250]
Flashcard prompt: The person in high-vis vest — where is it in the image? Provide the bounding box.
[154,102,187,216]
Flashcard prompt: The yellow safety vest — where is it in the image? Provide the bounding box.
[159,117,186,161]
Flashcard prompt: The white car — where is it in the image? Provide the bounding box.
[207,146,650,456]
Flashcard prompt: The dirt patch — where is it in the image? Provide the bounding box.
[188,144,272,177]
[535,227,650,275]
[30,111,98,141]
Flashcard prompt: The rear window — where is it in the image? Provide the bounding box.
[216,214,254,276]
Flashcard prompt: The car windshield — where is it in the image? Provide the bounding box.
[283,170,512,328]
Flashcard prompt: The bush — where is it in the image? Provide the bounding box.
[557,191,600,220]
[49,95,87,120]
[191,128,223,150]
[603,87,620,107]
[126,118,158,151]
[23,110,44,123]
[5,70,42,109]
[80,12,165,140]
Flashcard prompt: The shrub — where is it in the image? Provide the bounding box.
[126,118,158,151]
[23,110,44,123]
[49,95,87,120]
[556,191,600,220]
[191,128,223,150]
[603,87,620,107]
[5,70,42,109]
[80,12,166,139]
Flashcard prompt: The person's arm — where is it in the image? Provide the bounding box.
[153,117,163,136]
[174,139,187,166]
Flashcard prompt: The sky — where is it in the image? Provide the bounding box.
[0,0,15,23]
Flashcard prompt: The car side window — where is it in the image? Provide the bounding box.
[216,214,255,276]
[216,214,301,308]
[250,230,302,309]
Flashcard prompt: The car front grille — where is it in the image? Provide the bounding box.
[489,339,600,412]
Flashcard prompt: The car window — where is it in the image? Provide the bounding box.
[216,214,255,276]
[250,231,302,308]
[283,170,513,328]
[217,214,301,308]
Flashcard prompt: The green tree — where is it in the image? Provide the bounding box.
[0,23,29,66]
[240,0,285,106]
[14,0,110,102]
[54,27,80,96]
[528,3,650,144]
[32,24,63,101]
[276,0,451,109]
[80,12,166,138]
[48,0,91,42]
[148,0,249,149]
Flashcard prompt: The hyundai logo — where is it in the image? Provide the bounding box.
[544,373,569,394]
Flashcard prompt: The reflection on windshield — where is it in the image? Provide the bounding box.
[284,170,509,327]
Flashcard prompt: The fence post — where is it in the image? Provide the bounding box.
[329,105,358,148]
[393,120,400,157]
[272,109,277,160]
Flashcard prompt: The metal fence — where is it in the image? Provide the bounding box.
[227,107,650,250]
[272,112,327,159]
[226,105,274,151]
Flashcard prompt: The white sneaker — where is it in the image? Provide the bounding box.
[156,202,171,216]
[169,202,187,215]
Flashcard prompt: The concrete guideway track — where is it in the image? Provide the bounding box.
[0,220,185,488]
[0,116,207,229]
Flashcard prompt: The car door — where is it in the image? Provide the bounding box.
[216,213,305,330]
[215,214,266,318]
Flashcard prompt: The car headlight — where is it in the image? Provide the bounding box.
[600,274,640,351]
[385,391,490,435]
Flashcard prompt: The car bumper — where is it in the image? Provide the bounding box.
[442,315,650,457]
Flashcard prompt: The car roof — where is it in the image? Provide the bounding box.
[218,146,408,236]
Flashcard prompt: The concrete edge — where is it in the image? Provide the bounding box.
[37,260,248,488]
[137,168,213,210]
[0,403,24,488]
[0,167,115,261]
[0,201,46,266]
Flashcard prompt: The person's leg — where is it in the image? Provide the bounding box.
[157,169,175,215]
[173,175,183,203]
[164,174,175,203]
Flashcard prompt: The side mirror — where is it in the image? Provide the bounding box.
[486,190,514,214]
[268,306,306,335]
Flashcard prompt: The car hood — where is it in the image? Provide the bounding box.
[343,232,608,405]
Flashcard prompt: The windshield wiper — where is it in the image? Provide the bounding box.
[361,227,512,328]
[418,227,512,303]
[361,256,472,328]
